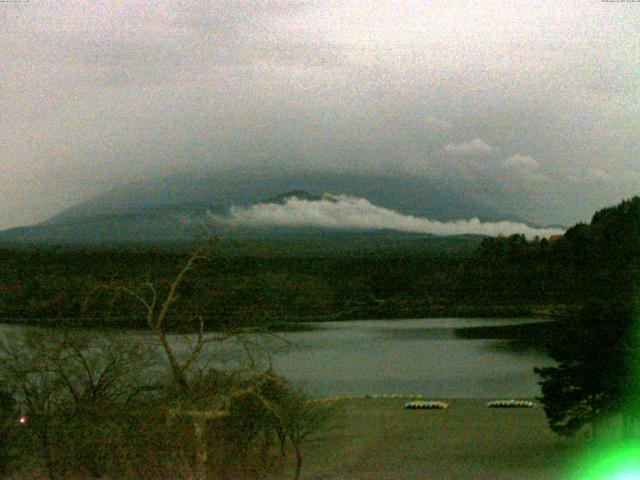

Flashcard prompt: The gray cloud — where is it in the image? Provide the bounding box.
[0,1,638,230]
[501,154,545,181]
[584,168,611,183]
[441,139,494,156]
[175,0,314,32]
[504,155,540,169]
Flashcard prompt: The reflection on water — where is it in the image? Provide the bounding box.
[0,318,554,398]
[261,318,554,398]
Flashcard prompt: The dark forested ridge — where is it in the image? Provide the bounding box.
[461,196,640,305]
[0,245,475,327]
[0,196,639,329]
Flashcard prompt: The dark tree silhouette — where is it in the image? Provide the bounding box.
[535,197,640,437]
[535,302,634,436]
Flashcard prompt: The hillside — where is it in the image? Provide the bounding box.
[0,170,523,246]
[45,170,514,226]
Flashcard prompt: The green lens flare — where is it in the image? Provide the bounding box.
[611,473,640,480]
[572,443,640,480]
[569,299,640,480]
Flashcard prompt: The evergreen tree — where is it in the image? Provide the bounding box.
[535,196,640,437]
[535,302,634,436]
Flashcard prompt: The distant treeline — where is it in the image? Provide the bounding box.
[1,197,638,328]
[0,247,472,327]
[462,197,640,310]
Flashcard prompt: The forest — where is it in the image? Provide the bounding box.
[1,198,638,329]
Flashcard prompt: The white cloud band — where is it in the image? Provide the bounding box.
[441,138,493,156]
[214,194,564,239]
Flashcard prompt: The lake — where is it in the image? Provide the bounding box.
[262,318,553,398]
[0,318,554,399]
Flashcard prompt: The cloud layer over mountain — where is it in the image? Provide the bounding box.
[1,1,638,230]
[215,194,564,239]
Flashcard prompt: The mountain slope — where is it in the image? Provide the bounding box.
[0,169,526,246]
[45,170,515,225]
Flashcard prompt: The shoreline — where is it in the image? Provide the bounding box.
[0,304,564,331]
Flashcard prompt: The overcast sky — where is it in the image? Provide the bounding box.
[1,0,638,230]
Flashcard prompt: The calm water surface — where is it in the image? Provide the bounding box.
[264,318,553,398]
[0,318,553,398]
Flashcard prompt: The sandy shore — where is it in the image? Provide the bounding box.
[297,398,588,480]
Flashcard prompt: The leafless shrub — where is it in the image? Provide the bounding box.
[2,242,335,480]
[0,328,157,479]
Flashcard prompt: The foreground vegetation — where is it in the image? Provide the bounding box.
[0,331,334,479]
[0,248,336,480]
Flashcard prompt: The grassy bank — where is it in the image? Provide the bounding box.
[2,398,617,479]
[299,398,586,480]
